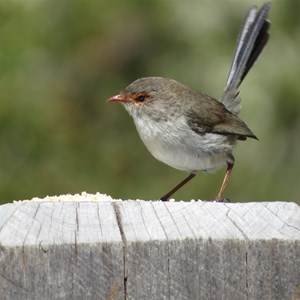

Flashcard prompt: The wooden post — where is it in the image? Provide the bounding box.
[0,193,299,300]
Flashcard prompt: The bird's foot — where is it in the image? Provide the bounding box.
[160,196,169,202]
[214,197,231,203]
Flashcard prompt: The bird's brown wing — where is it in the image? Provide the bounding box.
[186,94,257,140]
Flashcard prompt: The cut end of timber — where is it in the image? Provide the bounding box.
[1,194,299,299]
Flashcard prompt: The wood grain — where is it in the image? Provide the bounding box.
[0,194,299,300]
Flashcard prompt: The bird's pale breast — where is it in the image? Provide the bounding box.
[133,113,236,173]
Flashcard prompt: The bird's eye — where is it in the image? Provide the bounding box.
[136,95,146,102]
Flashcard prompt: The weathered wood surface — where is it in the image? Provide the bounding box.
[0,193,299,300]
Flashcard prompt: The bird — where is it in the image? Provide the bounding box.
[107,3,271,201]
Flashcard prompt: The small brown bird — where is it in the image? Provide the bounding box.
[107,3,271,201]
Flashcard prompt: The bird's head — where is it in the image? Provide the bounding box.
[106,77,189,119]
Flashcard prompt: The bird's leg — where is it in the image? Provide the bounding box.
[160,173,196,201]
[215,162,234,202]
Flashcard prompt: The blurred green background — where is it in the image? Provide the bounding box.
[0,0,299,204]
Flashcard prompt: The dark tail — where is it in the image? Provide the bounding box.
[220,3,271,114]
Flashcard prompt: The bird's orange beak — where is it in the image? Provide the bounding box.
[106,94,128,103]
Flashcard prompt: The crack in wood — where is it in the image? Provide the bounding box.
[112,203,127,300]
[225,204,250,241]
[245,250,249,300]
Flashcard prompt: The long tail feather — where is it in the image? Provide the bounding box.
[220,2,271,114]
